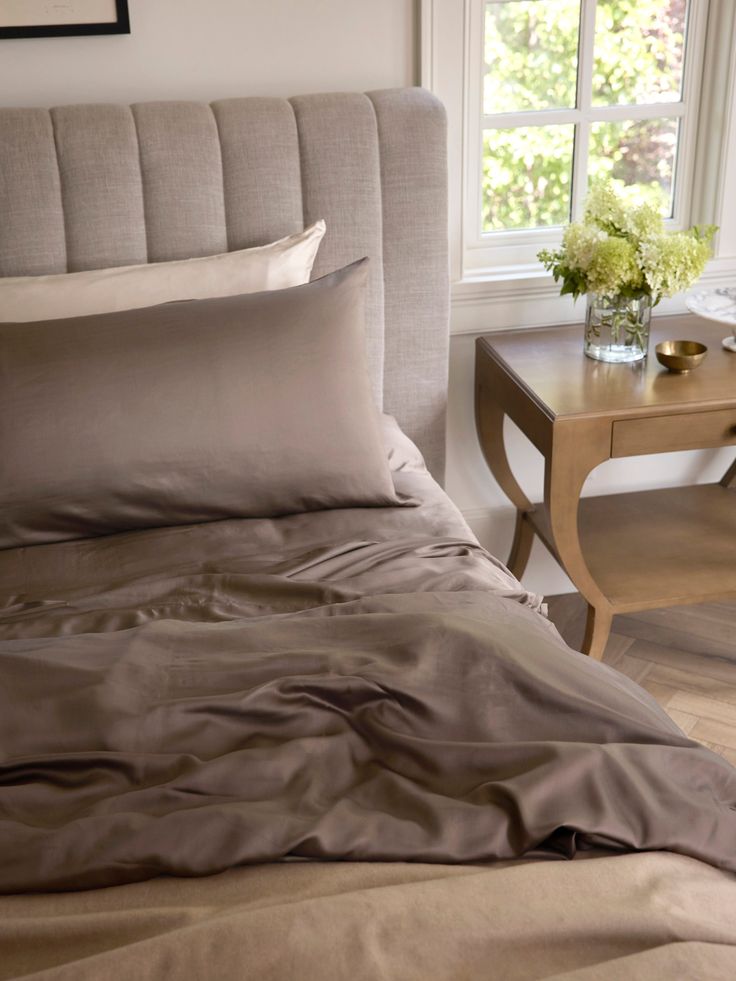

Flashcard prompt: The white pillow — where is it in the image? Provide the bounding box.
[0,220,326,323]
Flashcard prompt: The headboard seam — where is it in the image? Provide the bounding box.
[47,109,70,273]
[208,103,232,253]
[129,105,151,264]
[286,98,307,242]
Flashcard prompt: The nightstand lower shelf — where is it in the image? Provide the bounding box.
[527,483,736,614]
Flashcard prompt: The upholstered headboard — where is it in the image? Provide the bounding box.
[0,87,449,479]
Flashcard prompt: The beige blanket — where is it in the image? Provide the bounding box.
[1,854,734,980]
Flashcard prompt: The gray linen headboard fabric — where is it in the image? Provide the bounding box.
[0,87,450,479]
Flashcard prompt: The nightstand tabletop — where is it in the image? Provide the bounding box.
[477,314,736,420]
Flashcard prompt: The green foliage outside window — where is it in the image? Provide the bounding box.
[483,0,688,232]
[483,126,574,230]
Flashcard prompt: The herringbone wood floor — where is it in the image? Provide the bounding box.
[546,596,736,767]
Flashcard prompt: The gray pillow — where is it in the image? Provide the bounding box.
[0,258,402,549]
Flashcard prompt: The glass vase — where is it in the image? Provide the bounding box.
[584,292,652,363]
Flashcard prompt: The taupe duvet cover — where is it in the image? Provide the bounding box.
[1,418,735,979]
[0,420,734,897]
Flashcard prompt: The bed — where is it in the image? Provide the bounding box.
[0,88,734,980]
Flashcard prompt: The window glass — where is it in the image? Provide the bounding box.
[588,118,679,215]
[484,0,580,114]
[482,125,575,230]
[592,0,688,106]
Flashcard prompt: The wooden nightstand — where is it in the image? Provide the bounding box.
[475,314,736,659]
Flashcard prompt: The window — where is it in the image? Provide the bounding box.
[465,0,707,274]
[423,0,736,304]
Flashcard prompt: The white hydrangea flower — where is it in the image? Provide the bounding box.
[639,232,713,300]
[538,178,715,302]
[562,222,606,272]
[586,236,643,296]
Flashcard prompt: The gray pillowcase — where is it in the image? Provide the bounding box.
[0,258,402,549]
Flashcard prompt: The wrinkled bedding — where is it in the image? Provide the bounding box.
[0,419,734,899]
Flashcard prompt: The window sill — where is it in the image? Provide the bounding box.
[454,265,551,300]
[450,254,736,336]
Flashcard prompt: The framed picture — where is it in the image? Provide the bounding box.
[0,1,130,38]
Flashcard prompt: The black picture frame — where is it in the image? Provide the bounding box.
[0,1,130,38]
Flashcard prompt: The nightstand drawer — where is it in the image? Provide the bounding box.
[612,409,736,457]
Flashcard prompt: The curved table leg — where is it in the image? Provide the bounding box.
[544,420,613,659]
[583,604,613,661]
[507,512,535,580]
[475,395,534,578]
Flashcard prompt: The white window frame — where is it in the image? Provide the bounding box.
[422,0,736,329]
[465,0,706,274]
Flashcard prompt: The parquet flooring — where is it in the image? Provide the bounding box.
[545,595,736,767]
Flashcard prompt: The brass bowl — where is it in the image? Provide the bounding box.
[655,340,708,373]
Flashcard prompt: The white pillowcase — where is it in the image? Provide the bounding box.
[0,220,326,323]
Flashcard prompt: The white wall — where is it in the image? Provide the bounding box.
[2,0,732,600]
[0,0,416,106]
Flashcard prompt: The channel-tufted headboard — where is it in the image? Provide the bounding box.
[0,87,449,480]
